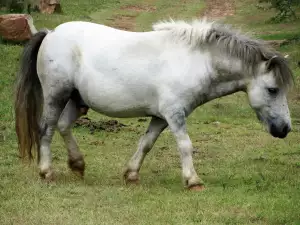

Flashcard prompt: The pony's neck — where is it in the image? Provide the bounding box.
[206,56,249,101]
[207,78,247,101]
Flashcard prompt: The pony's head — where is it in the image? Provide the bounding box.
[247,55,294,138]
[152,18,294,138]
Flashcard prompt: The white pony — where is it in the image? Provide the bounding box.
[15,18,293,190]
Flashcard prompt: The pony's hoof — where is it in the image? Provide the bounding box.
[39,170,54,182]
[68,157,85,177]
[123,169,140,185]
[188,184,205,191]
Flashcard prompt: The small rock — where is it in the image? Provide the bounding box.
[38,0,62,14]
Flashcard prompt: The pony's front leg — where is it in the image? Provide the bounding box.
[57,99,86,176]
[124,117,167,183]
[165,111,204,190]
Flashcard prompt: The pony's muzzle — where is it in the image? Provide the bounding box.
[269,121,291,139]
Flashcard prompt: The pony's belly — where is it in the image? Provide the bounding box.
[77,76,158,118]
[83,92,155,118]
[90,104,151,118]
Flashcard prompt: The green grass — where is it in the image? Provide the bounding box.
[224,0,300,34]
[1,0,300,224]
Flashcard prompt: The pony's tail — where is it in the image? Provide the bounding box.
[14,30,49,161]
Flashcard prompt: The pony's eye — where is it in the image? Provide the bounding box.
[267,88,279,95]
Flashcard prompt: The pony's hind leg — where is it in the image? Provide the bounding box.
[57,98,87,176]
[39,92,70,180]
[124,117,167,183]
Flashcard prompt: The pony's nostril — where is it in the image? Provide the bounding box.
[282,125,291,134]
[270,123,276,132]
[270,122,290,138]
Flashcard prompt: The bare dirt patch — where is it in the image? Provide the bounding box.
[109,4,156,31]
[75,117,127,133]
[108,14,136,31]
[200,0,235,19]
[120,5,156,13]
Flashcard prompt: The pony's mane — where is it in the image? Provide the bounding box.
[153,19,294,89]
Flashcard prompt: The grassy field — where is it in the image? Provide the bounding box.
[1,0,300,224]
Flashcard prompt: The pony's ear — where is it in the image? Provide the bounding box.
[266,56,278,72]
